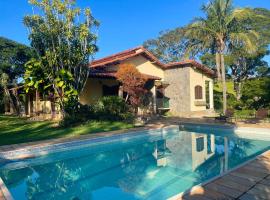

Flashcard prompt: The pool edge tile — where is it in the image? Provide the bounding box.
[0,178,13,200]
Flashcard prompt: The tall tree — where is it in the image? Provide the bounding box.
[228,47,269,100]
[23,0,99,115]
[200,46,270,100]
[143,28,187,63]
[0,37,33,114]
[185,0,260,113]
[0,37,33,80]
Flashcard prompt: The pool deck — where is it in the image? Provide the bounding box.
[171,150,270,200]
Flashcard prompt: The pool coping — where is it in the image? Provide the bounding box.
[168,149,270,200]
[179,122,270,134]
[0,178,13,200]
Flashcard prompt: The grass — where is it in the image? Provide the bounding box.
[0,115,134,146]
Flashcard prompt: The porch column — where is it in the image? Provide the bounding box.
[152,84,157,114]
[209,80,214,109]
[118,85,123,98]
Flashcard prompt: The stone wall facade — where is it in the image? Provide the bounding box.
[164,67,191,116]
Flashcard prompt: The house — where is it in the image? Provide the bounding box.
[81,46,215,117]
[5,46,215,118]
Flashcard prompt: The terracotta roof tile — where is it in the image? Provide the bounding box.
[90,46,215,77]
[89,70,161,80]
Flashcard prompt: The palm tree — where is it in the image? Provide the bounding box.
[185,0,259,113]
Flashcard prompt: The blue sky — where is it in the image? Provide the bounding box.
[0,0,270,62]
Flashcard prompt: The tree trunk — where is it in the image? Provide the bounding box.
[235,81,242,101]
[220,53,227,114]
[4,88,19,115]
[35,90,40,116]
[215,53,222,82]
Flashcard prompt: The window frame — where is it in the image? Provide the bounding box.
[195,85,203,100]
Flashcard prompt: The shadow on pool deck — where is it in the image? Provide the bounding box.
[172,150,270,200]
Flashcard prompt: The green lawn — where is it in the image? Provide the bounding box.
[0,115,134,146]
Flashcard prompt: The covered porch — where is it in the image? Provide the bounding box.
[80,70,170,114]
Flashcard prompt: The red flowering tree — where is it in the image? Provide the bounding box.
[116,63,147,111]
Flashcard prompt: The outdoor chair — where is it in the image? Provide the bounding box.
[215,108,235,123]
[255,108,269,122]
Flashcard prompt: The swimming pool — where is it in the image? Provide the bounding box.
[0,125,269,200]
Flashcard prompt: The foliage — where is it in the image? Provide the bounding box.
[95,96,134,121]
[228,47,269,99]
[60,96,133,127]
[116,63,147,110]
[23,0,99,115]
[241,78,270,109]
[0,115,133,146]
[0,37,33,114]
[143,28,187,63]
[60,100,95,127]
[0,73,21,114]
[185,0,262,113]
[0,37,33,80]
[214,88,237,111]
[234,109,256,118]
[0,86,4,113]
[24,59,78,106]
[214,79,270,111]
[214,81,236,96]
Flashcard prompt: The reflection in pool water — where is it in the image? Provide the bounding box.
[0,127,269,200]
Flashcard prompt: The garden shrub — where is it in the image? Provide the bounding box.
[60,98,96,127]
[234,109,256,118]
[60,96,134,127]
[241,78,270,110]
[214,89,238,111]
[95,96,134,121]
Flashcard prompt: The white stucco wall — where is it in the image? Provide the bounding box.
[123,55,165,80]
[189,67,213,112]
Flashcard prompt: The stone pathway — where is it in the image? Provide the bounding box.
[175,150,270,200]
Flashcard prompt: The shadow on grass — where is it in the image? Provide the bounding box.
[0,115,133,146]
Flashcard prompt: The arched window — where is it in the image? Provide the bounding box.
[195,85,203,100]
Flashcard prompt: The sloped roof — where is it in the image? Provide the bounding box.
[90,46,215,77]
[89,69,161,80]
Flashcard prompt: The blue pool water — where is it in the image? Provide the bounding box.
[0,125,269,200]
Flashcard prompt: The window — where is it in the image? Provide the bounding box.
[195,85,203,100]
[102,85,119,96]
[196,137,204,152]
